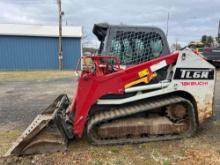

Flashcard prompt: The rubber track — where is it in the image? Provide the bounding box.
[87,96,197,145]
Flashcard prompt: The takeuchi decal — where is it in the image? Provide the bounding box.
[174,68,214,80]
[180,81,208,86]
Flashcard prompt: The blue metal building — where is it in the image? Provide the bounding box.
[0,24,82,70]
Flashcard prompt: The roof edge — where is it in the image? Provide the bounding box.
[0,24,83,38]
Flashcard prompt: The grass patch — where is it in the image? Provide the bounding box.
[0,71,75,81]
[0,128,21,156]
[89,160,103,165]
[163,160,171,165]
[111,146,120,154]
[213,120,220,126]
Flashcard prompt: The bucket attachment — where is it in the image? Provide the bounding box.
[5,94,73,156]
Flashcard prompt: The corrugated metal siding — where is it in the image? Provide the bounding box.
[0,35,81,70]
[62,38,81,70]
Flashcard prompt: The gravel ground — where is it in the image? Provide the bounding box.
[0,77,76,125]
[0,71,220,165]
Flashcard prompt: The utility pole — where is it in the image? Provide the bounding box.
[57,0,63,70]
[166,12,170,37]
[218,20,220,44]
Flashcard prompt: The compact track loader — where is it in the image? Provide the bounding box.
[6,23,216,156]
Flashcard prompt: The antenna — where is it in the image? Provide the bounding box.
[166,12,170,37]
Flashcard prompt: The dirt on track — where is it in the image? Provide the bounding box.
[0,71,220,165]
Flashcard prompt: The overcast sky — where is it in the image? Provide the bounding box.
[0,0,219,47]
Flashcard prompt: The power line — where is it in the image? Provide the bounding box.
[2,0,57,5]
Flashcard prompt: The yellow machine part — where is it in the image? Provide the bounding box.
[125,70,157,89]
